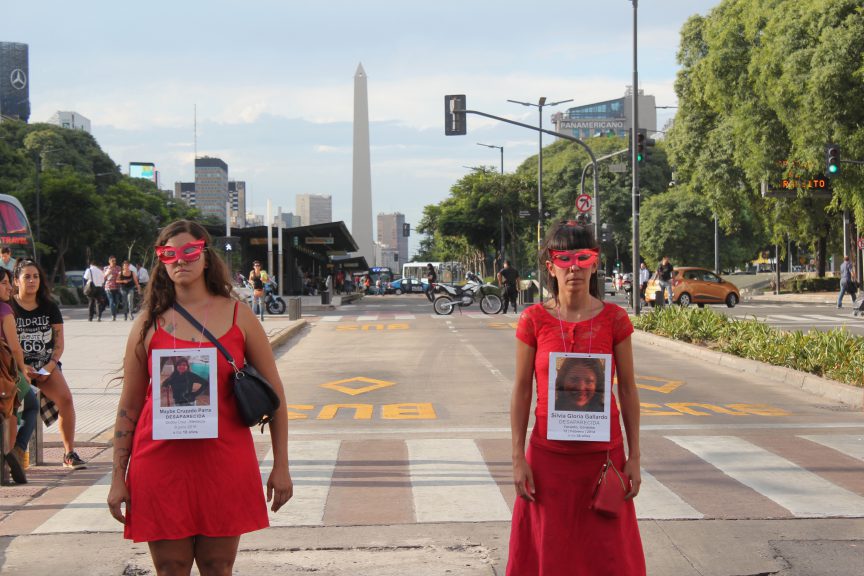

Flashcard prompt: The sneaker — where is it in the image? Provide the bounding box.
[4,451,27,484]
[63,451,87,470]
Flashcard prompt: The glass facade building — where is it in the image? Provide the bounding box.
[551,89,656,141]
[0,42,30,122]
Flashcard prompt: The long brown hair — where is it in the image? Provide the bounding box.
[539,221,600,301]
[139,220,234,347]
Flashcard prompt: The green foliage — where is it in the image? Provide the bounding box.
[787,276,839,293]
[633,306,864,388]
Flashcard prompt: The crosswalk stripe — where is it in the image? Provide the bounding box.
[634,470,703,520]
[407,439,511,523]
[393,314,416,320]
[767,314,805,322]
[802,314,845,322]
[356,315,378,321]
[32,472,120,534]
[800,435,864,462]
[264,440,340,526]
[667,435,864,517]
[320,316,342,322]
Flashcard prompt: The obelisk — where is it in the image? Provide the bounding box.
[352,63,375,266]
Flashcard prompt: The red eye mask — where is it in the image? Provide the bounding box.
[156,240,206,264]
[549,249,599,269]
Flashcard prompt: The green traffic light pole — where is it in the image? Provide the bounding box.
[580,148,628,239]
[451,107,600,299]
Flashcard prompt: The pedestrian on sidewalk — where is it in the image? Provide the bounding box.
[12,259,86,470]
[104,256,122,321]
[837,256,856,308]
[507,222,644,575]
[0,246,14,273]
[248,261,269,320]
[656,255,674,305]
[638,262,651,303]
[83,260,106,321]
[497,260,520,314]
[117,260,140,321]
[107,220,292,575]
[0,267,35,484]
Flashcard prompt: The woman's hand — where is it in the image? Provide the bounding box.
[266,464,293,513]
[513,455,535,502]
[107,479,130,524]
[623,456,642,500]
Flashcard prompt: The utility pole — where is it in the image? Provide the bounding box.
[630,0,641,314]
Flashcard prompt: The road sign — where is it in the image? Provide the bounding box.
[608,163,627,173]
[858,237,864,250]
[576,194,592,213]
[518,210,533,218]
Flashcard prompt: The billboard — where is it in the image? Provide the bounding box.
[129,162,156,182]
[0,42,30,122]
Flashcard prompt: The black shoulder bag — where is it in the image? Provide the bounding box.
[173,303,280,431]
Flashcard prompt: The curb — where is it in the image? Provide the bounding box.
[632,330,864,409]
[267,320,308,349]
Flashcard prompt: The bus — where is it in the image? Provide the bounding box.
[0,194,35,259]
[402,261,465,285]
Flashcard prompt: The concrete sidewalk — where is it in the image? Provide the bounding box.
[745,290,845,305]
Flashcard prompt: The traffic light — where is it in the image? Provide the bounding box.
[825,144,841,176]
[444,95,467,136]
[402,223,410,237]
[636,129,647,163]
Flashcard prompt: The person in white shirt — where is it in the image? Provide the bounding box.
[638,262,651,303]
[83,261,106,321]
[136,263,150,291]
[0,246,14,273]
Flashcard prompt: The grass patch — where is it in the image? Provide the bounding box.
[632,306,864,388]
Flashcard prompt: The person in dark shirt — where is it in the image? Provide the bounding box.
[161,357,209,406]
[497,260,521,314]
[425,263,437,298]
[656,256,674,305]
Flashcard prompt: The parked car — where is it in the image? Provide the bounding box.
[604,276,617,296]
[65,270,86,290]
[389,277,427,294]
[645,267,740,308]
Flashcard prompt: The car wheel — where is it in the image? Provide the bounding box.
[395,288,403,295]
[725,293,739,308]
[433,296,455,315]
[678,293,692,307]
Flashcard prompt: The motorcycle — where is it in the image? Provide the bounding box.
[237,274,287,315]
[431,272,503,315]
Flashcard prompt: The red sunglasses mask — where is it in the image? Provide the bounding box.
[549,249,599,270]
[156,240,206,265]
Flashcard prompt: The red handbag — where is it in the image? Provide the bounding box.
[589,451,628,518]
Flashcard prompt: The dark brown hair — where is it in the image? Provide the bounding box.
[138,220,234,347]
[540,222,600,300]
[14,259,55,306]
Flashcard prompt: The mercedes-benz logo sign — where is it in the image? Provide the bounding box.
[10,69,27,90]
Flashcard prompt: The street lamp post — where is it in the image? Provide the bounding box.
[507,97,573,295]
[477,143,505,269]
[630,0,641,315]
[32,148,60,263]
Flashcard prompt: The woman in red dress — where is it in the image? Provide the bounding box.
[107,220,293,575]
[507,222,645,576]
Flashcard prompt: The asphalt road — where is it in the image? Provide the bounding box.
[1,296,862,575]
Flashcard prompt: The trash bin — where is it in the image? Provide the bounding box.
[654,290,665,307]
[321,291,332,305]
[287,297,301,320]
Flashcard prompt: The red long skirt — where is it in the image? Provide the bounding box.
[506,443,645,576]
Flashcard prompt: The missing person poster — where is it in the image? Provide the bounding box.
[547,352,612,441]
[152,348,218,440]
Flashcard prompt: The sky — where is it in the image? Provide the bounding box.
[3,0,720,257]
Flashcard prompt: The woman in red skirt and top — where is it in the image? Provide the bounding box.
[508,222,645,575]
[107,220,293,575]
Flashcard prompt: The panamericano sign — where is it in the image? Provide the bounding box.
[557,120,626,129]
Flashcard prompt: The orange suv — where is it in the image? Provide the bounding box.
[646,267,740,308]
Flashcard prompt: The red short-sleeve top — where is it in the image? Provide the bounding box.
[516,301,634,454]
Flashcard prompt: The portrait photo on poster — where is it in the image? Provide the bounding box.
[547,352,612,442]
[151,348,219,440]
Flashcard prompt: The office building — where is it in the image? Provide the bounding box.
[228,181,246,227]
[174,182,196,207]
[296,194,332,226]
[0,42,30,122]
[275,209,301,228]
[193,157,229,221]
[551,87,656,141]
[375,243,400,270]
[377,212,408,268]
[47,111,91,133]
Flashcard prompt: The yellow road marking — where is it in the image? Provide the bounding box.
[321,376,396,396]
[280,403,437,420]
[635,375,685,394]
[640,402,790,417]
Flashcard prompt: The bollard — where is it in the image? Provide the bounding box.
[320,291,331,306]
[33,390,43,465]
[0,415,8,485]
[287,297,301,321]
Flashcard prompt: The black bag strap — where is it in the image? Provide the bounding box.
[172,303,240,373]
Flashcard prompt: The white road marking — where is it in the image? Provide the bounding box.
[393,314,416,320]
[802,314,846,322]
[635,470,703,519]
[356,315,378,321]
[33,472,121,534]
[800,435,864,462]
[407,439,512,523]
[767,314,805,322]
[668,435,864,517]
[263,440,340,526]
[320,316,342,322]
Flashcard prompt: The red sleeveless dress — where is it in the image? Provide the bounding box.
[124,303,269,542]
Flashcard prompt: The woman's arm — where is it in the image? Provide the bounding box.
[237,303,293,512]
[33,323,64,382]
[107,315,151,524]
[510,339,537,501]
[614,336,642,499]
[2,314,29,374]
